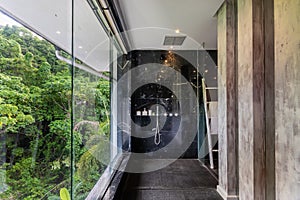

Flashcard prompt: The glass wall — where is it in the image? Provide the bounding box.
[73,0,125,198]
[0,13,73,199]
[0,0,123,198]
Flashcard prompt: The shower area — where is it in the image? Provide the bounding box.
[111,49,220,199]
[116,50,217,160]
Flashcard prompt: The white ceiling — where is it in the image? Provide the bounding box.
[0,0,111,72]
[0,0,223,71]
[117,0,224,50]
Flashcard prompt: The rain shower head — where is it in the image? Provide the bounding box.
[163,35,186,46]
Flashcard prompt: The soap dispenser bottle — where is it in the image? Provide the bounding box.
[142,108,148,116]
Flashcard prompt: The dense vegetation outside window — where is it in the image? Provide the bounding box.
[0,18,112,199]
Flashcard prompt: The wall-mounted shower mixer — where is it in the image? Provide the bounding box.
[130,83,182,152]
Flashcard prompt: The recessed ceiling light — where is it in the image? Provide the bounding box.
[213,77,217,79]
[78,46,83,49]
[205,69,208,73]
[175,29,180,33]
[56,31,61,34]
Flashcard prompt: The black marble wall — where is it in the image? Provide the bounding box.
[118,50,217,159]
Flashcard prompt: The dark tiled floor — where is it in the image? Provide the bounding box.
[120,159,223,200]
[201,157,219,177]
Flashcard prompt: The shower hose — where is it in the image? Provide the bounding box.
[154,105,161,145]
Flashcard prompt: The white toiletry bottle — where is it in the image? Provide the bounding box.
[142,108,147,116]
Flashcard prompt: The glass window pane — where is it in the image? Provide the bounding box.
[0,11,72,199]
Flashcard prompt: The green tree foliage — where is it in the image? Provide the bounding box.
[0,25,110,199]
[0,73,34,132]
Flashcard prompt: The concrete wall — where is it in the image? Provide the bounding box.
[217,2,239,199]
[274,0,300,199]
[237,0,255,199]
[217,3,227,193]
[218,0,300,200]
[217,0,300,199]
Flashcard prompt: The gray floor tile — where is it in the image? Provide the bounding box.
[120,159,223,200]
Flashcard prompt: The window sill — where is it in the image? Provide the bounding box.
[85,153,130,200]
